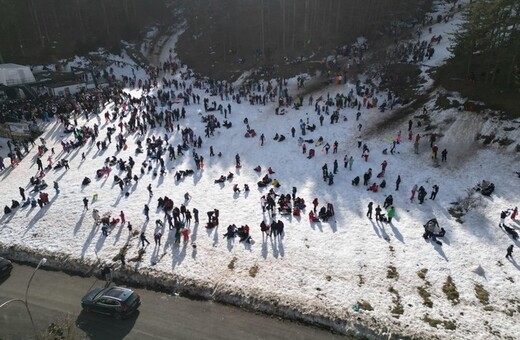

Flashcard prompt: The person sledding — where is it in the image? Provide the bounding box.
[214,175,226,184]
[237,225,252,243]
[423,218,446,245]
[367,183,378,192]
[254,165,262,172]
[309,210,320,222]
[223,224,237,239]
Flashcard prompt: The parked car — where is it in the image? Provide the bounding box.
[0,257,13,278]
[81,286,141,319]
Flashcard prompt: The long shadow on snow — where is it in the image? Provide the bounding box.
[81,223,100,258]
[74,213,86,235]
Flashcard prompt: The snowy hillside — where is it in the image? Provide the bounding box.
[1,1,519,339]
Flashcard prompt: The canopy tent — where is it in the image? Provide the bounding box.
[0,64,35,86]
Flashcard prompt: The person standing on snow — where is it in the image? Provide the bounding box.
[367,202,373,219]
[387,206,395,223]
[506,244,514,260]
[395,175,401,191]
[430,185,439,200]
[431,145,439,159]
[313,198,319,212]
[375,205,382,221]
[140,232,150,247]
[83,197,89,211]
[410,184,418,202]
[441,149,448,162]
[144,204,150,220]
[19,187,26,201]
[348,156,354,171]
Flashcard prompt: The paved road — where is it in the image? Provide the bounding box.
[0,264,348,339]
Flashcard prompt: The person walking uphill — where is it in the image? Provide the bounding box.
[83,197,89,211]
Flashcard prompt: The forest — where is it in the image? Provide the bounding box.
[176,0,433,79]
[437,0,520,115]
[0,0,168,64]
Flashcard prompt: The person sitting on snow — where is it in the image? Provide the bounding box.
[368,183,379,192]
[214,175,226,184]
[309,210,320,222]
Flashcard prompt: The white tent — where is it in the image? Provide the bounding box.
[0,63,35,86]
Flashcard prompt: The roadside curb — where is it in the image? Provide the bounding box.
[1,243,414,340]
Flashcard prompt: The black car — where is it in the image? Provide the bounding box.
[81,286,141,319]
[0,257,13,278]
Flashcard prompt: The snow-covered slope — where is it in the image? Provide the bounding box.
[1,1,519,339]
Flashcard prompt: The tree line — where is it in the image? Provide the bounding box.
[0,0,169,64]
[449,0,520,90]
[178,0,433,64]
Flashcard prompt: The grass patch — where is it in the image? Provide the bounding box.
[41,314,77,340]
[417,268,428,280]
[128,248,145,263]
[387,265,399,280]
[357,300,374,311]
[483,306,494,312]
[112,244,130,262]
[442,276,460,305]
[228,257,237,270]
[388,286,404,317]
[475,283,490,305]
[435,94,453,110]
[357,274,365,286]
[422,314,457,330]
[417,286,433,308]
[249,264,259,278]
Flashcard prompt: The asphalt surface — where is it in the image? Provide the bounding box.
[0,263,348,339]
